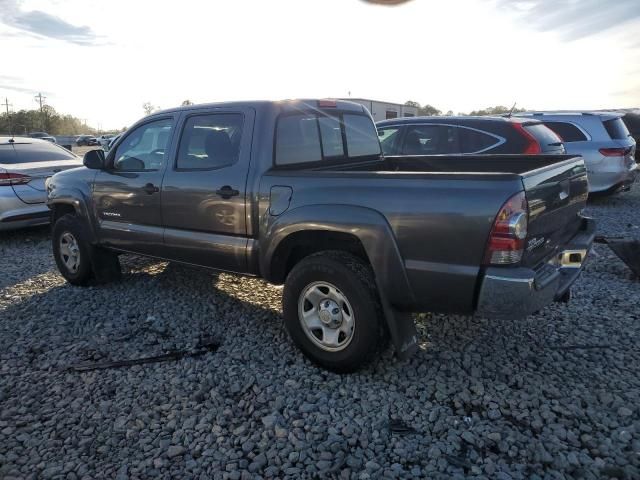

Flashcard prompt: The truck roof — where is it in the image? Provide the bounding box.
[151,99,367,117]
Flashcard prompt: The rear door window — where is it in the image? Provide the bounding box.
[542,121,588,142]
[401,125,459,155]
[603,118,631,140]
[176,114,243,170]
[458,128,500,153]
[5,142,76,164]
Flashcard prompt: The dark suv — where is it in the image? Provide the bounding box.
[376,116,565,156]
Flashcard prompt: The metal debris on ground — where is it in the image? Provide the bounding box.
[68,341,220,372]
[388,414,420,435]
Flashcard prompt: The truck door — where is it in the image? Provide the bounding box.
[93,117,175,255]
[160,108,255,272]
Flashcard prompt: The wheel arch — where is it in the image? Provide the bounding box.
[261,204,415,309]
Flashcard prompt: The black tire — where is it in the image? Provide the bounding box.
[283,251,387,373]
[52,214,121,286]
[52,214,94,286]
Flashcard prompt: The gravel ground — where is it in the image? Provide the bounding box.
[1,189,639,479]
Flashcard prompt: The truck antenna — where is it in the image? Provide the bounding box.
[506,102,517,118]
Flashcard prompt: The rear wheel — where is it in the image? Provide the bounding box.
[283,251,387,373]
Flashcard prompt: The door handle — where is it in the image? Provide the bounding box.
[215,186,240,199]
[142,183,159,194]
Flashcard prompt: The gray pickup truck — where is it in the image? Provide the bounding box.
[46,99,595,372]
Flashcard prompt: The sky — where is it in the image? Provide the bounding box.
[0,0,639,130]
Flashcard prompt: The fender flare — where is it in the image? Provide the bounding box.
[261,205,419,358]
[47,189,98,243]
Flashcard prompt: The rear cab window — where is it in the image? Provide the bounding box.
[603,117,631,140]
[1,141,76,164]
[275,112,380,166]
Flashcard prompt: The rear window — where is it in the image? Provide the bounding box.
[343,114,381,157]
[543,121,588,142]
[523,123,562,147]
[603,118,631,140]
[275,113,380,166]
[459,128,500,153]
[0,141,76,164]
[0,145,17,164]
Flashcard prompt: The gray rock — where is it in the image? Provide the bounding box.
[167,446,185,458]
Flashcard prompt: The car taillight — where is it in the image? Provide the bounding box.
[511,123,541,154]
[599,147,629,157]
[484,191,528,265]
[0,172,31,186]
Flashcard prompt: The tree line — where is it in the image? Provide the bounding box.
[0,106,122,136]
[405,101,527,116]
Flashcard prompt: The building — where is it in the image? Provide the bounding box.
[341,98,418,121]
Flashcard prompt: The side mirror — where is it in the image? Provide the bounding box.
[83,149,106,169]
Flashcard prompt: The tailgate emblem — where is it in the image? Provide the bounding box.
[527,237,546,252]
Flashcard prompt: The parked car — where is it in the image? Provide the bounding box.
[376,116,565,156]
[47,99,594,372]
[621,112,640,159]
[76,135,99,146]
[103,133,121,153]
[514,112,637,194]
[96,134,115,148]
[0,137,82,230]
[28,131,57,143]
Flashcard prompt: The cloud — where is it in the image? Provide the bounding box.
[0,0,98,45]
[0,76,53,96]
[494,0,640,40]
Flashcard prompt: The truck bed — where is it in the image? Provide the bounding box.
[264,154,589,313]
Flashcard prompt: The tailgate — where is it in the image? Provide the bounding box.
[520,156,589,267]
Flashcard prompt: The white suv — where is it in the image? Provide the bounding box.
[515,112,637,194]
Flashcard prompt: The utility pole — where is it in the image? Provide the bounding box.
[34,92,46,130]
[1,97,12,134]
[1,97,11,116]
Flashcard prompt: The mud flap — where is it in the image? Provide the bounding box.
[90,248,122,284]
[379,292,419,360]
[595,236,640,277]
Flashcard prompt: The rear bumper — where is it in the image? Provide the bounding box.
[475,217,596,319]
[0,191,49,231]
[588,162,637,193]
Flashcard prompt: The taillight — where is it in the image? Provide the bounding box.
[484,191,528,265]
[512,123,541,154]
[599,147,629,157]
[0,172,31,186]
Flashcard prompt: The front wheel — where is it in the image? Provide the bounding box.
[52,214,121,286]
[282,251,387,373]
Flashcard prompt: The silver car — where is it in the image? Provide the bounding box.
[515,112,637,193]
[0,137,83,230]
